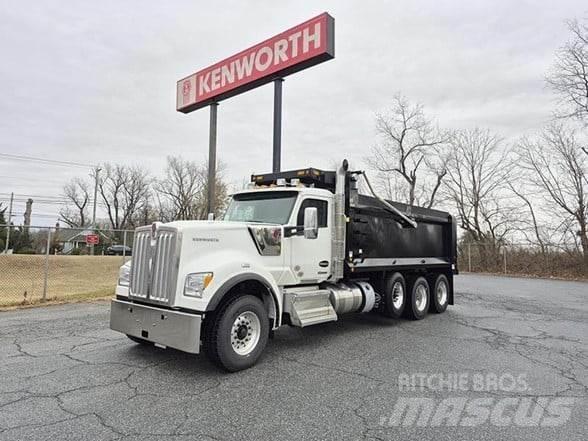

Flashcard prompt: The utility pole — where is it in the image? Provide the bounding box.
[3,192,13,254]
[91,167,101,256]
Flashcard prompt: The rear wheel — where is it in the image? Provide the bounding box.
[430,274,449,313]
[405,276,429,320]
[380,272,406,318]
[204,295,269,372]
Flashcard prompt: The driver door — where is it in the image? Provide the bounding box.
[288,197,332,284]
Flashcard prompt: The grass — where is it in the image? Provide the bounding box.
[0,255,128,307]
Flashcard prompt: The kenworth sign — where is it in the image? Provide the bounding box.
[176,12,335,113]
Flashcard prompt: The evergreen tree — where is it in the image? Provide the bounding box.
[0,204,6,250]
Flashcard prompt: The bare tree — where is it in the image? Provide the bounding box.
[368,94,450,209]
[507,182,548,254]
[155,156,228,221]
[517,124,588,269]
[444,128,514,245]
[131,200,159,227]
[96,163,151,230]
[546,19,588,123]
[59,178,90,227]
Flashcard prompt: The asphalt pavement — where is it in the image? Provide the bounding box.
[0,274,586,440]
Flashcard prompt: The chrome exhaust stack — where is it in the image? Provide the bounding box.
[332,159,348,281]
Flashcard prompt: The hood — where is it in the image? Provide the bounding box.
[162,220,280,233]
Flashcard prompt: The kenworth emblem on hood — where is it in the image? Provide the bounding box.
[151,222,160,240]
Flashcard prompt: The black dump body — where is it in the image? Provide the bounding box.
[250,167,458,276]
[346,194,458,275]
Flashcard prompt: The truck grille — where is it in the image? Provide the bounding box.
[129,226,179,305]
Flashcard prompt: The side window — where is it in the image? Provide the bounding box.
[297,199,328,228]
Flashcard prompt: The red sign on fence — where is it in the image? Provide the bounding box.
[176,12,335,113]
[86,234,99,245]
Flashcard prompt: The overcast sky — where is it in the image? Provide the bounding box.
[0,0,585,226]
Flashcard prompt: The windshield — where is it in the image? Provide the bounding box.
[224,191,297,224]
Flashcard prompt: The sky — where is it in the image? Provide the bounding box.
[0,0,585,226]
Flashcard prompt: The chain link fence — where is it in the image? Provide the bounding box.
[457,242,587,279]
[2,225,586,307]
[0,224,134,307]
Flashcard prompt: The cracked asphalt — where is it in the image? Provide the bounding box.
[0,274,586,440]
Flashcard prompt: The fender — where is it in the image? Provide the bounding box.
[205,272,282,327]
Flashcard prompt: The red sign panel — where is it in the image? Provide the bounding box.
[177,12,335,113]
[86,234,99,245]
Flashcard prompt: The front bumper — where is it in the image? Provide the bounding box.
[110,299,202,354]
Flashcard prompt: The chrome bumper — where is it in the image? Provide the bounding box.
[110,299,202,354]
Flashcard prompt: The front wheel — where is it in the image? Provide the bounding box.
[204,295,269,372]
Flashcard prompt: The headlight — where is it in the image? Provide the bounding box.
[118,264,131,287]
[184,272,213,298]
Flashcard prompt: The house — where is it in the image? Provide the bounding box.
[56,229,94,254]
[56,229,112,254]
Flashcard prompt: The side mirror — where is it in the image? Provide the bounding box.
[303,207,318,239]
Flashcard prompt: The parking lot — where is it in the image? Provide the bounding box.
[0,274,586,441]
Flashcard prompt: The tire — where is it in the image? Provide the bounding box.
[127,335,153,346]
[404,276,429,320]
[430,274,449,313]
[380,272,406,318]
[204,295,269,372]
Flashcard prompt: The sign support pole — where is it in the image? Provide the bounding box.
[207,103,218,216]
[272,78,283,173]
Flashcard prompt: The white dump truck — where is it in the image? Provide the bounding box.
[110,161,458,371]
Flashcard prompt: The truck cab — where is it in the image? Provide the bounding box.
[111,161,457,371]
[226,185,333,284]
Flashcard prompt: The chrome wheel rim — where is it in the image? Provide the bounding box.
[415,284,428,312]
[392,281,404,309]
[231,311,260,356]
[436,281,448,306]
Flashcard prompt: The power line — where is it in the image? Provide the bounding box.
[0,198,108,207]
[0,183,68,189]
[0,175,77,182]
[13,213,60,218]
[0,192,106,200]
[0,153,96,168]
[0,192,67,199]
[0,192,63,199]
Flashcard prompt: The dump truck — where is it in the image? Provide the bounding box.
[110,160,458,371]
